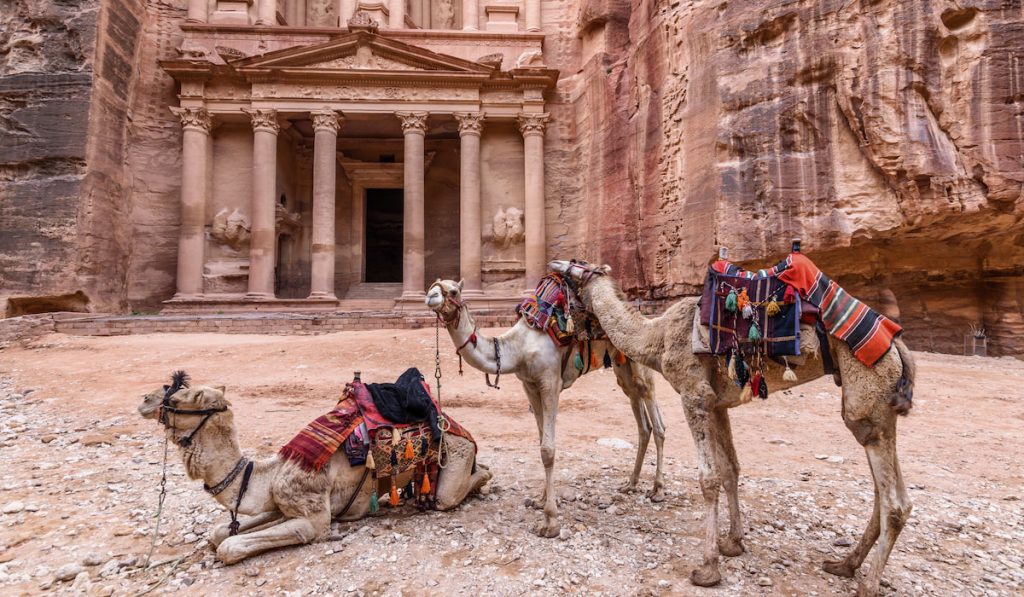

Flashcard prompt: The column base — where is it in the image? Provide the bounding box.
[400,290,426,300]
[171,292,204,301]
[307,292,338,300]
[245,292,275,299]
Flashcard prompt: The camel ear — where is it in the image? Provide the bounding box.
[600,264,612,275]
[214,385,226,395]
[457,279,464,291]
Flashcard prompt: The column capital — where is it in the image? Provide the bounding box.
[171,107,212,132]
[243,108,280,134]
[454,112,485,137]
[517,112,549,137]
[396,111,429,135]
[311,110,343,134]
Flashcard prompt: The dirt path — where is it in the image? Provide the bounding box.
[0,330,1021,595]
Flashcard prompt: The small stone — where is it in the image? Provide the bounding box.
[606,505,619,516]
[814,454,828,460]
[23,504,39,512]
[40,435,58,444]
[558,528,571,541]
[80,433,115,447]
[82,553,105,567]
[767,438,792,446]
[97,586,114,597]
[756,576,772,586]
[833,537,853,547]
[244,566,260,577]
[826,455,845,464]
[657,579,671,588]
[2,501,25,514]
[255,578,267,587]
[596,437,633,450]
[54,562,84,582]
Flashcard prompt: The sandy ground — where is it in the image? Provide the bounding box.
[0,329,1022,596]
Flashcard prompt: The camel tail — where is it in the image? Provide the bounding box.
[890,338,915,416]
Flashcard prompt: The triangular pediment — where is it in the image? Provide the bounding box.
[230,32,495,76]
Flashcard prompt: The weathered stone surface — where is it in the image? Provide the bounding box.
[563,0,1024,355]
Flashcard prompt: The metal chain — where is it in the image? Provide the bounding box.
[145,413,172,567]
[434,317,450,468]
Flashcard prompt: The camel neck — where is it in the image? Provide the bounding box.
[581,277,664,372]
[445,305,520,374]
[176,425,248,509]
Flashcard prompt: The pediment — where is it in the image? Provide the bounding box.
[230,32,495,76]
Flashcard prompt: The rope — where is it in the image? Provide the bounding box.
[144,412,172,568]
[434,317,449,468]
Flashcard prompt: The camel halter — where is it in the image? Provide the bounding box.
[562,259,605,292]
[428,281,477,375]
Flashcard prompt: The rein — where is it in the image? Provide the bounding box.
[485,338,501,389]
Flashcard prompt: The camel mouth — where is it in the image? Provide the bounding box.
[137,402,159,419]
[425,290,443,310]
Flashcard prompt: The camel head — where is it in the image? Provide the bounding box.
[425,278,465,324]
[138,376,232,446]
[547,259,611,291]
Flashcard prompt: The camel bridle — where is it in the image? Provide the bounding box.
[428,281,466,327]
[562,259,606,294]
[158,386,228,449]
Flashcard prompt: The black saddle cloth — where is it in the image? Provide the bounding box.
[365,367,440,440]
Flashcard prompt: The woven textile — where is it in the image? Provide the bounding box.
[700,268,801,357]
[774,253,902,367]
[278,396,363,472]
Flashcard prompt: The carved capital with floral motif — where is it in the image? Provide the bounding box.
[242,108,280,134]
[170,107,212,133]
[311,110,343,134]
[396,111,429,135]
[454,112,485,137]
[517,112,549,138]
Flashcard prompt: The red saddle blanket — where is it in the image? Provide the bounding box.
[278,381,474,473]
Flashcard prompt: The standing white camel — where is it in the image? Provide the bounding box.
[549,259,915,597]
[138,378,490,563]
[425,279,665,538]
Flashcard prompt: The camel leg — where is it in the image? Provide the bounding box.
[823,487,880,578]
[532,379,561,538]
[209,511,283,548]
[712,409,744,557]
[620,381,651,494]
[681,382,724,587]
[612,361,665,500]
[435,438,493,510]
[522,382,547,509]
[645,389,667,502]
[216,510,330,564]
[855,435,911,596]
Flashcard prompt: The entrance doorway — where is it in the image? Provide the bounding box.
[364,188,404,283]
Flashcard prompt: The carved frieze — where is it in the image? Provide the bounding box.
[171,107,212,132]
[454,112,485,136]
[517,112,549,137]
[242,108,280,133]
[396,111,429,134]
[252,84,474,103]
[314,46,422,71]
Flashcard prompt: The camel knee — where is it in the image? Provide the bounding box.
[699,474,721,500]
[887,501,912,533]
[540,446,555,469]
[843,416,880,446]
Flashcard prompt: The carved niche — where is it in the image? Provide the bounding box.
[492,206,525,249]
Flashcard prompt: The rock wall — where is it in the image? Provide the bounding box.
[0,0,147,315]
[562,0,1024,355]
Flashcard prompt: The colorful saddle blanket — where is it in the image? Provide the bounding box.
[700,265,801,358]
[517,273,606,346]
[700,253,902,367]
[278,377,474,473]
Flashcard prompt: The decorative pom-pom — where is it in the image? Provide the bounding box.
[748,323,762,342]
[742,303,754,320]
[758,376,769,400]
[566,317,575,333]
[421,474,431,494]
[369,490,379,513]
[783,358,797,382]
[727,353,737,380]
[390,482,399,506]
[590,350,599,370]
[766,300,781,317]
[725,289,738,312]
[737,288,750,311]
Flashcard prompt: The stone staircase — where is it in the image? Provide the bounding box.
[339,283,403,311]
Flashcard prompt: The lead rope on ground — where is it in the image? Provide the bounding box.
[434,317,449,468]
[144,412,172,568]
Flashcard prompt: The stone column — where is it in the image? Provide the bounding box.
[389,0,405,28]
[243,108,280,298]
[462,0,478,30]
[455,112,484,296]
[525,0,540,31]
[397,111,428,299]
[170,107,212,299]
[257,0,276,25]
[187,0,207,22]
[518,112,549,288]
[309,110,342,299]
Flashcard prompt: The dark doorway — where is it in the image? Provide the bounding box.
[365,188,404,283]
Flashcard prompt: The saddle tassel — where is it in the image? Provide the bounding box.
[404,440,415,460]
[390,479,399,507]
[783,357,798,382]
[369,489,379,514]
[421,474,431,494]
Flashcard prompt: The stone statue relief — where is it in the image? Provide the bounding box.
[492,206,525,249]
[210,208,251,250]
[435,0,455,29]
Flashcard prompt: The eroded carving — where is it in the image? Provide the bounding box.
[455,112,484,136]
[492,206,525,249]
[348,11,380,32]
[515,50,545,68]
[210,208,251,250]
[311,110,343,133]
[477,53,504,69]
[243,108,280,133]
[517,112,549,136]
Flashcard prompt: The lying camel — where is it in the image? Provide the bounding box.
[138,380,491,564]
[549,259,915,597]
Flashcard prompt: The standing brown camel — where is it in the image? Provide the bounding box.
[548,259,915,597]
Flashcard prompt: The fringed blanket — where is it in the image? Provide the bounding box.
[774,253,902,367]
[700,267,801,358]
[278,396,363,472]
[517,273,608,347]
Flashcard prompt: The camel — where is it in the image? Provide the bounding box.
[137,381,491,564]
[425,279,664,538]
[548,259,915,597]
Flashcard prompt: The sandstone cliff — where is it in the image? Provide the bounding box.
[563,0,1024,355]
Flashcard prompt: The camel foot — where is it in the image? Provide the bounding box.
[618,480,638,494]
[689,563,722,587]
[647,487,666,503]
[718,536,744,557]
[822,559,857,578]
[531,520,561,539]
[216,537,248,565]
[856,582,879,597]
